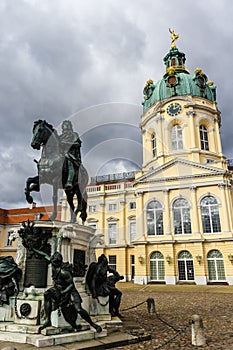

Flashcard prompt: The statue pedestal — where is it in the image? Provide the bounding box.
[0,220,121,347]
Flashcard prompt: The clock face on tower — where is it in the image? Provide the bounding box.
[166,103,182,116]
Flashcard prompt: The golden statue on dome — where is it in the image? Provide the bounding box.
[169,28,179,48]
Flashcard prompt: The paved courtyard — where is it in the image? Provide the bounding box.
[117,283,233,349]
[1,283,233,349]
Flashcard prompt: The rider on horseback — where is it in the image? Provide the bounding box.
[59,120,82,190]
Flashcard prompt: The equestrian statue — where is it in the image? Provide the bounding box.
[25,120,88,223]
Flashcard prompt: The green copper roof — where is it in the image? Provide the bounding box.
[142,47,216,112]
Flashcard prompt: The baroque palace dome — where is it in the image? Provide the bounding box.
[142,40,216,112]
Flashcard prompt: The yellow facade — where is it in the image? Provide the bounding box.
[60,44,233,285]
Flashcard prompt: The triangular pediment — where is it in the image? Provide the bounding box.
[107,216,119,222]
[87,218,99,223]
[134,158,226,185]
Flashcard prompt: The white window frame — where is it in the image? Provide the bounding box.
[108,222,117,245]
[200,125,209,151]
[152,132,157,158]
[207,250,226,282]
[129,202,136,210]
[173,198,192,235]
[6,231,13,247]
[108,255,117,271]
[201,196,221,234]
[88,223,97,230]
[89,205,97,213]
[108,203,117,212]
[171,124,183,151]
[150,252,165,281]
[147,200,164,236]
[129,221,136,242]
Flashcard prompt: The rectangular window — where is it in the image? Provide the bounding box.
[108,223,117,244]
[208,260,216,280]
[108,203,117,211]
[172,125,183,151]
[6,232,13,247]
[200,126,209,151]
[212,208,221,233]
[174,208,191,235]
[156,210,164,235]
[34,213,41,220]
[88,223,97,230]
[129,221,136,242]
[109,255,116,271]
[152,133,157,158]
[201,207,211,233]
[129,202,136,210]
[131,255,135,280]
[89,205,97,213]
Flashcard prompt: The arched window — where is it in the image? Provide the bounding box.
[173,198,192,235]
[201,196,221,233]
[171,125,183,150]
[200,125,209,150]
[151,132,157,158]
[150,252,165,281]
[147,201,163,236]
[178,251,194,281]
[207,250,226,281]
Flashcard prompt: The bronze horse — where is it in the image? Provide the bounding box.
[25,120,88,223]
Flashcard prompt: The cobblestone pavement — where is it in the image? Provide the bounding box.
[1,283,233,350]
[115,283,233,350]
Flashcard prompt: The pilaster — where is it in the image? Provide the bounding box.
[163,189,171,235]
[190,186,200,235]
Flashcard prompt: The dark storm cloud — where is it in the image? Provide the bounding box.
[0,0,233,208]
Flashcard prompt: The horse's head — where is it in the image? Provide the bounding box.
[31,120,54,150]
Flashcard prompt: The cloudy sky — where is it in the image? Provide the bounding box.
[0,0,233,208]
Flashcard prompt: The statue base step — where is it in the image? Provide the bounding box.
[0,322,107,347]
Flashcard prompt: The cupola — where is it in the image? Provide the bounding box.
[142,30,217,111]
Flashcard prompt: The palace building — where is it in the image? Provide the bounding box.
[62,34,233,285]
[3,34,233,286]
[0,205,61,258]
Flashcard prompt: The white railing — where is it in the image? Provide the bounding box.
[87,181,134,193]
[104,184,121,191]
[87,185,101,193]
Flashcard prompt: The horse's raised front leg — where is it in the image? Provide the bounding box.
[25,175,40,204]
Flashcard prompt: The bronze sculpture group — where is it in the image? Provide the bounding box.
[25,120,88,223]
[86,254,124,318]
[1,218,124,334]
[35,250,123,333]
[0,120,124,336]
[33,249,102,333]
